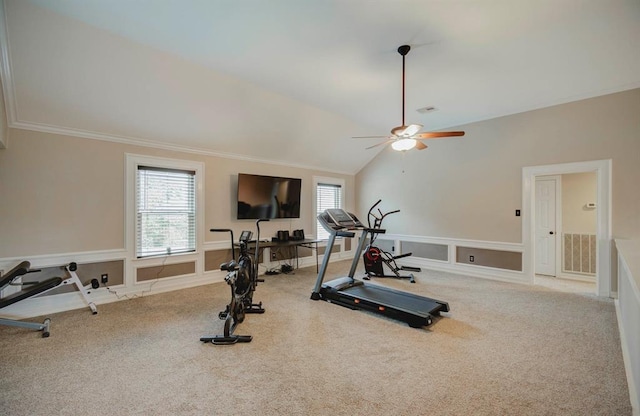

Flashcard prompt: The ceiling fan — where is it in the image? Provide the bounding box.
[354,45,465,151]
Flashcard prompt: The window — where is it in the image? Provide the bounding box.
[315,181,343,240]
[134,164,197,258]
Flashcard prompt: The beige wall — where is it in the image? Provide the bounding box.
[0,128,355,259]
[356,89,640,243]
[562,172,597,234]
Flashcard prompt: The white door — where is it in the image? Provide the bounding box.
[535,179,557,276]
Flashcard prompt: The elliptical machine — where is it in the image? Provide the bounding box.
[362,200,419,283]
[200,218,268,345]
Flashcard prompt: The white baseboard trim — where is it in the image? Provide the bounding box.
[1,270,226,320]
[557,272,596,283]
[398,256,529,285]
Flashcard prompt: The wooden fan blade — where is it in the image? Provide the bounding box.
[391,124,422,137]
[414,131,465,139]
[414,140,428,150]
[352,135,390,139]
[366,139,393,150]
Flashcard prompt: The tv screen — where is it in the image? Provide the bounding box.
[236,173,302,219]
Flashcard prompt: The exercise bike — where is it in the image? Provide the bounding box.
[362,200,419,283]
[200,218,268,345]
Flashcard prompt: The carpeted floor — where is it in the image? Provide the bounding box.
[0,261,632,415]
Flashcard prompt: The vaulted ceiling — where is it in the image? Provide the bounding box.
[2,0,639,174]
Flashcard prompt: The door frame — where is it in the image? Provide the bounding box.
[534,175,562,277]
[523,159,612,297]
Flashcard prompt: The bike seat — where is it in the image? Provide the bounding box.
[220,261,239,271]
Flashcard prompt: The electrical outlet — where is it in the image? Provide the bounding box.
[271,252,277,261]
[101,274,108,284]
[469,255,475,263]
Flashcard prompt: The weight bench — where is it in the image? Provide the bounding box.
[0,261,99,337]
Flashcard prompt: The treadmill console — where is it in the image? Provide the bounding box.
[326,209,355,228]
[320,209,363,231]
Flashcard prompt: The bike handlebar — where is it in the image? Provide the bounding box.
[367,200,400,229]
[210,228,236,261]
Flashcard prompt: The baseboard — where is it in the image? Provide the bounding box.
[0,270,226,320]
[399,257,529,285]
[557,272,596,283]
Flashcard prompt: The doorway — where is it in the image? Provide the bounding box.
[522,160,612,298]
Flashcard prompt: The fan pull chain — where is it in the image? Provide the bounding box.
[401,151,407,174]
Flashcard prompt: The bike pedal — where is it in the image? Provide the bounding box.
[245,301,265,312]
[211,336,240,345]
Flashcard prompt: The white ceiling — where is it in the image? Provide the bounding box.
[3,0,640,174]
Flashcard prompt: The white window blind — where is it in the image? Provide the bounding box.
[316,183,342,240]
[136,166,196,258]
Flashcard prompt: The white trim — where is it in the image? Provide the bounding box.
[202,240,239,251]
[523,160,612,297]
[555,272,596,283]
[1,269,226,320]
[372,233,526,284]
[378,233,523,253]
[125,153,205,285]
[0,0,17,127]
[10,120,354,175]
[0,249,127,270]
[401,256,528,284]
[313,175,346,247]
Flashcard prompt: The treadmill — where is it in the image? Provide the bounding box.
[311,208,449,328]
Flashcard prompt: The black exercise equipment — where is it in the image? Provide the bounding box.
[0,261,99,337]
[362,199,418,283]
[200,219,268,345]
[311,208,449,328]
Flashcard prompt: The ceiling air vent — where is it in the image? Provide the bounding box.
[417,106,438,114]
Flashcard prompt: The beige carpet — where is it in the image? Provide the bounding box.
[0,261,632,415]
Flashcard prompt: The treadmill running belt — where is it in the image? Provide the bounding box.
[345,284,444,316]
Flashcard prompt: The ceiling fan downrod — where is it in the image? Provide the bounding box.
[398,45,411,127]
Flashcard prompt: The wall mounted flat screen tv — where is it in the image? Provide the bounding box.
[236,173,302,219]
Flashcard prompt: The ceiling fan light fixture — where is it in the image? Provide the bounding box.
[402,124,422,137]
[391,138,417,151]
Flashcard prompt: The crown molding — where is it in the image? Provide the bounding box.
[8,119,354,175]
